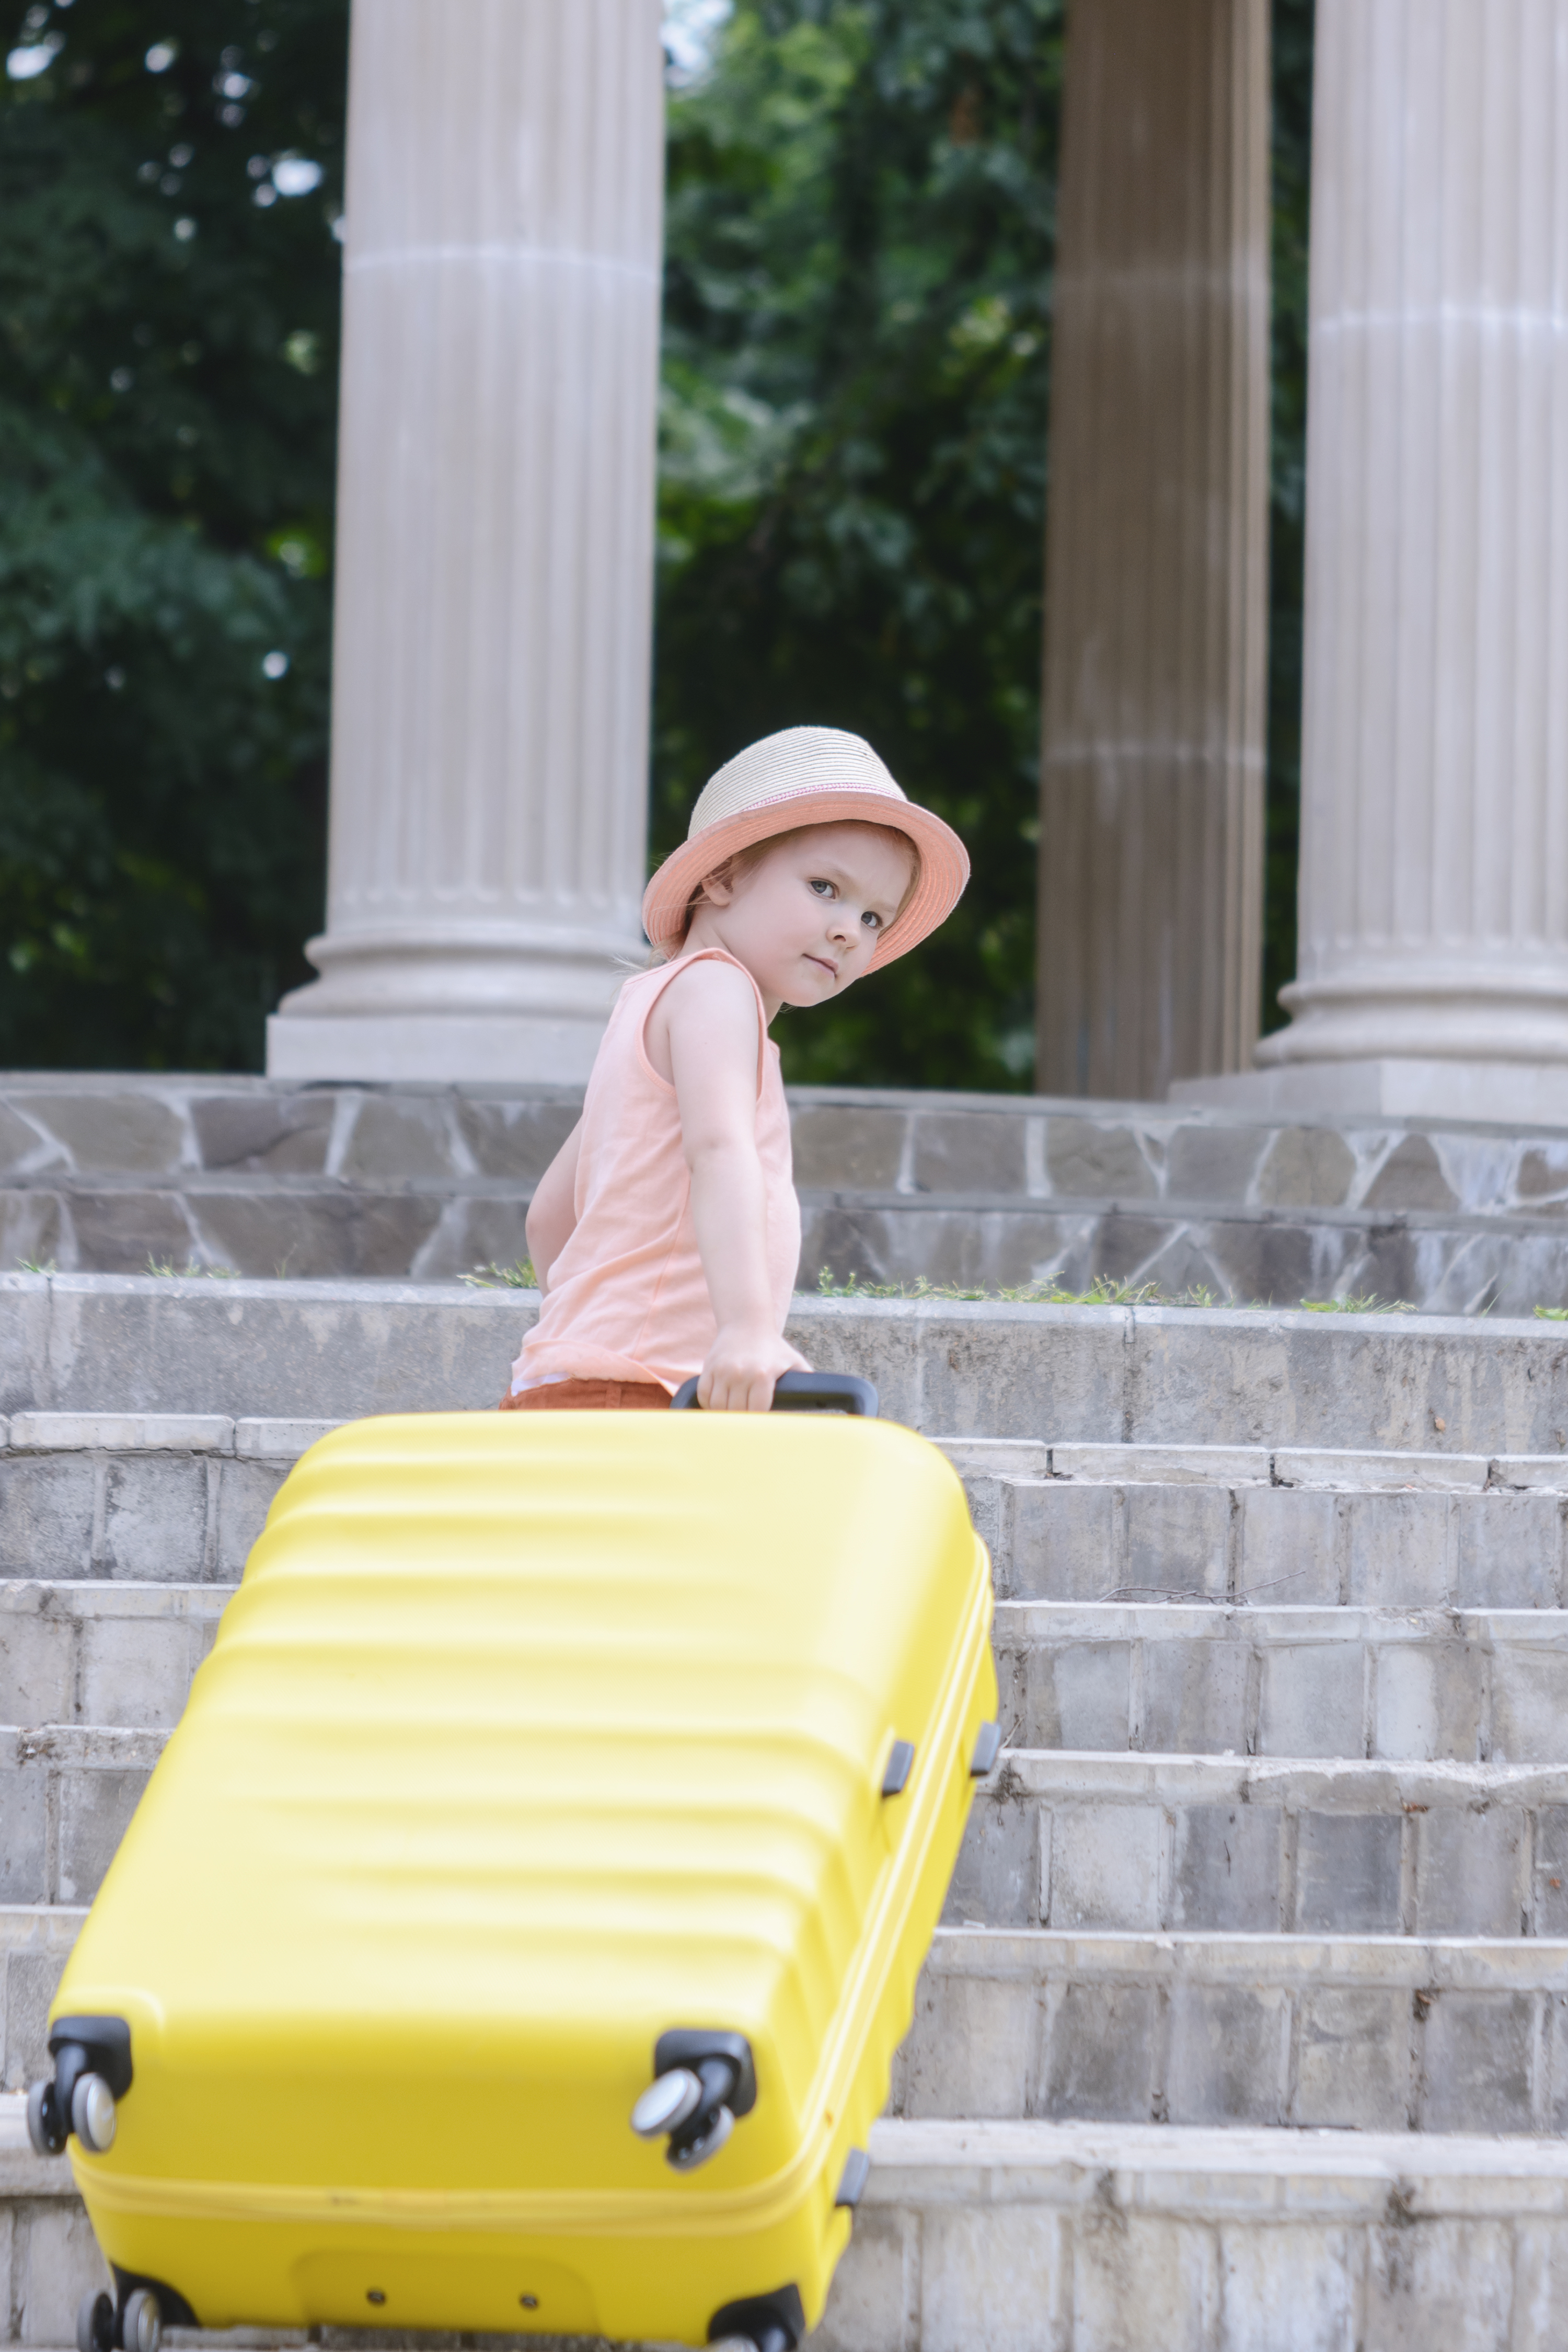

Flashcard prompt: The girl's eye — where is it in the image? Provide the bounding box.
[809,878,835,899]
[861,909,882,929]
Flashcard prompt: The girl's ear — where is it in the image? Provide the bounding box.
[696,861,737,909]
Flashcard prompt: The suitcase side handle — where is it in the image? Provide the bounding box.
[671,1370,879,1417]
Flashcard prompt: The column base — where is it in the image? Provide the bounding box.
[265,1011,607,1085]
[1170,1057,1568,1127]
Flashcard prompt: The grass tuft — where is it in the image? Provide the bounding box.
[462,1260,538,1291]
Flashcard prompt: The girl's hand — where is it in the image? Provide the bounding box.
[698,1325,810,1414]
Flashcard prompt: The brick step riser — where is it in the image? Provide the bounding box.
[998,1607,1568,1765]
[13,2113,1568,2352]
[10,1747,1566,1943]
[14,1728,1565,1946]
[9,1445,1568,1616]
[7,1905,1567,2148]
[15,1588,1568,1754]
[952,1773,1565,1941]
[898,1933,1568,2140]
[978,1473,1568,1611]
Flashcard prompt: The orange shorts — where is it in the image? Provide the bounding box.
[499,1378,671,1412]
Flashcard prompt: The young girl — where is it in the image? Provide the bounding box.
[503,725,967,1412]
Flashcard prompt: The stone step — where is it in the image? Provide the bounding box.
[953,1754,1568,1940]
[0,1586,226,1729]
[898,1927,1568,2138]
[9,2102,1568,2352]
[996,1601,1568,1764]
[7,1074,1568,1315]
[10,1415,1567,1611]
[14,1909,1568,2140]
[823,2115,1568,2350]
[0,1416,318,1584]
[0,1907,86,2094]
[2,1727,161,1910]
[14,1276,1568,1454]
[955,1440,1568,1612]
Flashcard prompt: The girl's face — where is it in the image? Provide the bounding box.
[687,823,916,1013]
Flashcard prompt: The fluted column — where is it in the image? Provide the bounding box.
[1035,0,1271,1100]
[267,0,663,1083]
[1240,0,1568,1119]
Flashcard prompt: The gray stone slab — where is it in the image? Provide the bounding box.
[1004,1482,1117,1603]
[1122,1482,1231,1598]
[54,1763,150,1905]
[99,1456,208,1581]
[1237,1485,1341,1604]
[453,1094,584,1181]
[1345,1491,1453,1607]
[1045,1806,1161,1931]
[0,1457,95,1578]
[3,1944,70,2090]
[1166,1983,1288,2126]
[1139,1640,1252,1754]
[216,1457,287,1576]
[1257,1641,1366,1759]
[12,1091,184,1173]
[1045,1120,1159,1201]
[1372,1642,1484,1763]
[944,1793,1037,1931]
[1415,1807,1528,1938]
[1455,1489,1563,1607]
[1041,1981,1159,2122]
[1169,1805,1282,1933]
[188,1088,334,1174]
[0,1768,45,1903]
[1294,1988,1413,2131]
[1295,1813,1402,1932]
[1420,1992,1537,2134]
[1053,1443,1269,1485]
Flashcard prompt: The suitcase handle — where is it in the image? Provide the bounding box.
[671,1370,879,1417]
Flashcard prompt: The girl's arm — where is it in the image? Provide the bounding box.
[524,1117,583,1294]
[659,960,808,1411]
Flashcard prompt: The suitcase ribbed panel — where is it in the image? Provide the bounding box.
[56,1412,995,2339]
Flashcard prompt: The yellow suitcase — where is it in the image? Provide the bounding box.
[31,1378,997,2352]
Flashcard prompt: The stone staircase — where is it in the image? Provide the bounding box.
[4,1271,1568,2344]
[6,1074,1568,1311]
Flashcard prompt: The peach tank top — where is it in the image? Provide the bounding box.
[510,949,801,1396]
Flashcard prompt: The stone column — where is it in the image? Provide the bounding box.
[267,0,664,1084]
[1035,0,1271,1101]
[1189,0,1568,1122]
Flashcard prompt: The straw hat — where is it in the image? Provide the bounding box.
[641,726,970,966]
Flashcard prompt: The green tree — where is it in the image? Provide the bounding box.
[658,0,1062,1089]
[0,0,345,1068]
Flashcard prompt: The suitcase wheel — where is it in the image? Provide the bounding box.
[631,2038,753,2170]
[707,2285,804,2351]
[667,2100,734,2170]
[630,2066,704,2140]
[26,2079,67,2159]
[120,2289,162,2352]
[76,2292,114,2352]
[72,2072,118,2154]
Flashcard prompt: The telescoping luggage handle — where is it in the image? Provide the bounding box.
[671,1369,879,1416]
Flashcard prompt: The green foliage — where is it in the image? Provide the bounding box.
[0,0,345,1067]
[0,0,1313,1082]
[657,0,1061,1089]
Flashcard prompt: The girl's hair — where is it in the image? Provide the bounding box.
[673,822,922,950]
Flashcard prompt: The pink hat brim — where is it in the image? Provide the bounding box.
[641,786,970,966]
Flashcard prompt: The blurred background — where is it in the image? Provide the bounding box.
[0,0,1312,1091]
